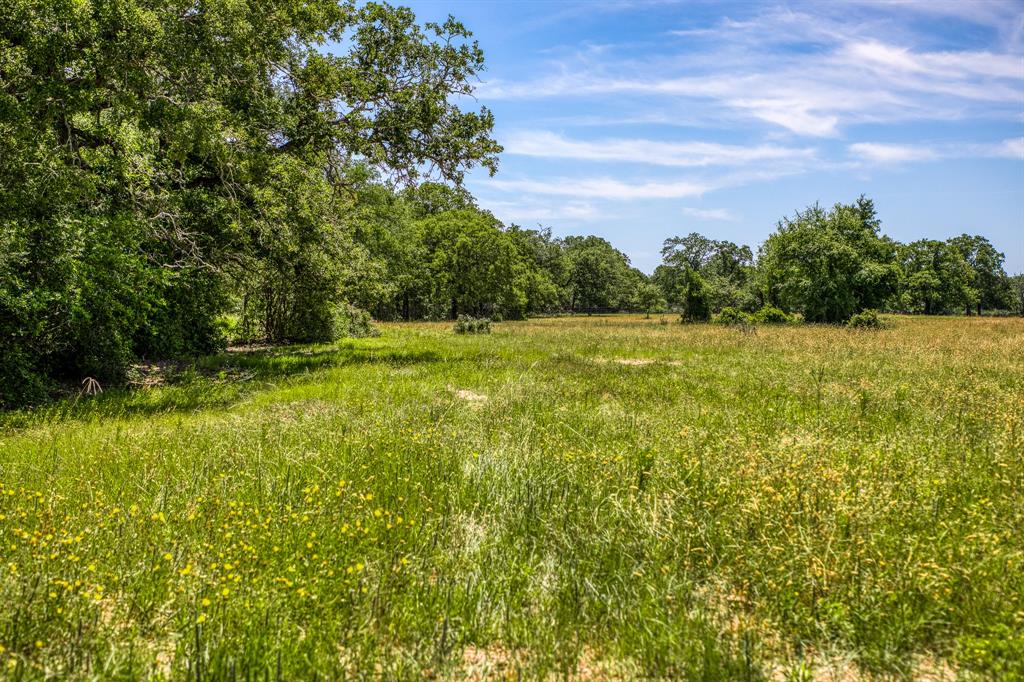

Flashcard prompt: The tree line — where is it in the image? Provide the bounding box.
[352,191,1021,328]
[1,1,1020,408]
[652,196,1022,324]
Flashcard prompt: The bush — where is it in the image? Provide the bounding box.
[753,305,796,324]
[335,304,380,338]
[0,346,52,408]
[847,309,884,329]
[454,315,491,334]
[137,269,229,358]
[715,307,753,325]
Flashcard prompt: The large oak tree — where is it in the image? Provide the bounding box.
[0,0,500,403]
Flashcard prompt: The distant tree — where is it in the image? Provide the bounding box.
[949,234,1013,314]
[634,282,667,318]
[1010,274,1024,316]
[651,265,682,307]
[618,267,649,310]
[704,241,754,311]
[506,226,567,314]
[678,269,712,322]
[237,157,364,343]
[563,236,633,312]
[419,210,525,319]
[705,240,754,281]
[402,182,478,218]
[660,233,754,311]
[662,233,717,271]
[343,180,426,321]
[900,239,975,315]
[758,198,901,322]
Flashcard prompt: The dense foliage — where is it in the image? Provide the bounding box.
[654,196,1019,325]
[1,0,500,405]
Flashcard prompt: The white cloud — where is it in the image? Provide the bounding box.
[844,40,1023,80]
[728,99,841,137]
[960,137,1024,161]
[848,138,1024,164]
[848,142,940,163]
[476,7,1024,138]
[480,199,601,222]
[996,137,1024,160]
[844,0,1024,43]
[483,162,816,202]
[502,130,817,166]
[681,207,737,221]
[489,176,709,200]
[470,3,1022,217]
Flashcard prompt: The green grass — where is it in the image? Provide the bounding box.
[1,315,1022,680]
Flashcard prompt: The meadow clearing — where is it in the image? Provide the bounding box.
[0,315,1021,680]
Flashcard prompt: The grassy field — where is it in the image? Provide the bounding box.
[1,315,1022,680]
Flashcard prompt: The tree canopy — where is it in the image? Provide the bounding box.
[0,0,500,404]
[756,198,901,323]
[649,197,1016,324]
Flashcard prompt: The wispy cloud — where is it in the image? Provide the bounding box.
[478,6,1024,138]
[848,138,1024,164]
[485,160,820,202]
[993,137,1024,160]
[848,142,940,164]
[843,40,1022,81]
[489,176,710,200]
[480,199,602,222]
[502,130,817,167]
[844,0,1024,48]
[681,207,737,221]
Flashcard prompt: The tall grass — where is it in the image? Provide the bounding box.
[1,316,1021,679]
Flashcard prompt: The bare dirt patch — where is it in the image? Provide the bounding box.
[594,357,690,367]
[459,644,523,679]
[451,387,489,406]
[768,653,956,682]
[455,644,636,681]
[593,357,656,366]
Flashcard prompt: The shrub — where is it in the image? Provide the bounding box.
[715,307,753,325]
[0,346,52,408]
[336,304,381,339]
[847,309,885,329]
[753,305,796,324]
[454,315,492,334]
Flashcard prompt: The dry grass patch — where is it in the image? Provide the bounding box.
[451,387,489,406]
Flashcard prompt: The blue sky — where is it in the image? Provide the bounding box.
[405,0,1024,273]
